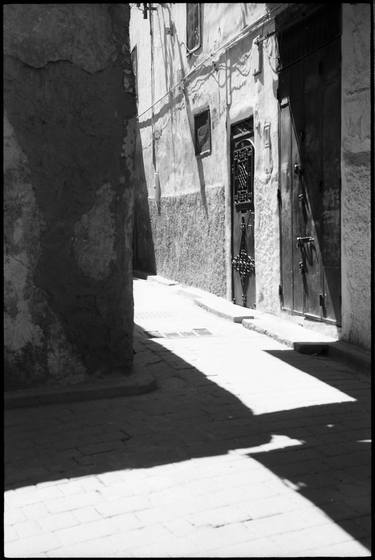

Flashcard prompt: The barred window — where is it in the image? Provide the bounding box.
[194,109,211,156]
[186,3,201,53]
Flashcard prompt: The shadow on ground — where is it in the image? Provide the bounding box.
[4,328,371,549]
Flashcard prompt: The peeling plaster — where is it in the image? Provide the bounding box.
[73,183,116,281]
[4,254,44,353]
[4,4,136,387]
[4,111,88,387]
[3,4,118,73]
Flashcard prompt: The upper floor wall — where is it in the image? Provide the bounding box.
[130,3,287,116]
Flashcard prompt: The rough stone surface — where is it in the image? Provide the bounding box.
[341,4,371,350]
[4,4,137,388]
[148,187,226,297]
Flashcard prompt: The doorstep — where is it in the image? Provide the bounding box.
[194,294,255,323]
[191,293,370,374]
[4,368,157,409]
[242,314,337,350]
[241,315,370,373]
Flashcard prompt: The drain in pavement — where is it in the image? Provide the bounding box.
[144,328,212,339]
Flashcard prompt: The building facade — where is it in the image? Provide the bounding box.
[130,3,371,351]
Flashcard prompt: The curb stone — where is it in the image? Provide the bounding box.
[4,370,157,409]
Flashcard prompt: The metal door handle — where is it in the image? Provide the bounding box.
[296,236,314,248]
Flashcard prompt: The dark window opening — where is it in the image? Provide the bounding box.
[131,46,138,103]
[194,109,211,157]
[186,3,201,53]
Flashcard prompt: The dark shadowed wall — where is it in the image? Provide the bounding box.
[4,4,137,389]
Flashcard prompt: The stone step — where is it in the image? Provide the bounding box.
[4,369,157,409]
[191,292,370,373]
[194,296,255,323]
[242,315,336,349]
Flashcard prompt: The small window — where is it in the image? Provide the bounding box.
[194,109,211,157]
[186,3,201,53]
[131,46,138,103]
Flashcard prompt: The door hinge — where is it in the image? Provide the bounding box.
[319,294,325,307]
[279,284,284,304]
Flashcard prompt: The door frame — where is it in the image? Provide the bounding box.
[230,117,256,308]
[277,5,342,326]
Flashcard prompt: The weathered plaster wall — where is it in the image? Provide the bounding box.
[131,3,281,307]
[131,3,371,350]
[4,4,137,388]
[132,124,157,274]
[341,4,371,350]
[149,187,226,295]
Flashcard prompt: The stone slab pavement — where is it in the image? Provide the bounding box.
[4,277,372,557]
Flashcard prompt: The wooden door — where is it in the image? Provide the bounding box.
[278,4,341,324]
[231,118,256,308]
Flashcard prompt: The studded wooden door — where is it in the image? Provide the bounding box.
[231,118,256,308]
[278,4,341,324]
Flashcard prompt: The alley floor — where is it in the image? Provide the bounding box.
[4,277,372,557]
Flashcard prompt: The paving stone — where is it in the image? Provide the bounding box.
[207,536,286,557]
[163,518,196,537]
[109,512,145,532]
[13,519,44,539]
[48,535,122,558]
[269,522,360,554]
[95,495,151,518]
[4,506,27,526]
[22,502,50,521]
[5,485,64,508]
[53,518,119,547]
[302,539,371,556]
[111,524,178,555]
[57,481,84,496]
[4,525,19,542]
[135,503,194,525]
[4,533,61,556]
[73,506,103,524]
[39,512,80,532]
[44,492,103,514]
[3,277,371,557]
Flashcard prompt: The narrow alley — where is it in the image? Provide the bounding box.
[4,276,371,557]
[4,3,372,558]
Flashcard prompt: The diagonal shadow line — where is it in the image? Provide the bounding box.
[133,120,157,274]
[4,328,371,549]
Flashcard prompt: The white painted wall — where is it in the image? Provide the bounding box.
[130,3,281,309]
[131,3,371,350]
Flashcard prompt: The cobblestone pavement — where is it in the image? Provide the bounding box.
[4,278,372,557]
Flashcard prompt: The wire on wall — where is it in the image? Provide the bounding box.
[136,4,282,120]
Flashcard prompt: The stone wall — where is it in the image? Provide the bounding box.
[341,4,371,350]
[4,4,137,388]
[148,187,226,296]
